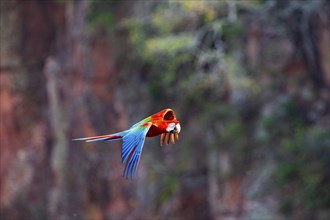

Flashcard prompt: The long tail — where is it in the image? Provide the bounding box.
[73,131,129,142]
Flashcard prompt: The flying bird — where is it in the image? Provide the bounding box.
[73,108,181,179]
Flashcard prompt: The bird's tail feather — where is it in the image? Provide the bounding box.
[73,131,129,142]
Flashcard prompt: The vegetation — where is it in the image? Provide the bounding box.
[120,0,330,218]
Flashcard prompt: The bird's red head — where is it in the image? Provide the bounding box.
[149,108,181,145]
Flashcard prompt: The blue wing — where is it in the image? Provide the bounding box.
[121,122,152,179]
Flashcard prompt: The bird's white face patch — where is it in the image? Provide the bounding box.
[166,123,181,133]
[166,123,176,133]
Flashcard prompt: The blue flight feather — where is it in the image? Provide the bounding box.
[121,123,151,179]
[73,123,152,179]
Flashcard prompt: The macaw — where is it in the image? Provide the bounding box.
[73,108,181,179]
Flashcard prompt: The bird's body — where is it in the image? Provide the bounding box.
[73,108,181,179]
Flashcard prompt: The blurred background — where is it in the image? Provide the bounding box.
[1,0,329,219]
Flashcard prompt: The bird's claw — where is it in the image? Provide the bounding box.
[160,132,179,146]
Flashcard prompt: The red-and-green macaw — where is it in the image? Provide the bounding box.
[73,108,181,179]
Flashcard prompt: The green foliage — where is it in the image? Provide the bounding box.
[179,1,218,23]
[222,22,244,40]
[87,0,117,34]
[145,34,195,57]
[150,6,185,34]
[221,117,246,144]
[158,175,179,203]
[257,97,305,145]
[275,127,330,213]
[218,108,252,171]
[121,1,330,218]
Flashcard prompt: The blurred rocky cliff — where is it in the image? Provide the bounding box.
[1,0,329,219]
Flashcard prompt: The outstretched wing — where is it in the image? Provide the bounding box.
[121,122,152,179]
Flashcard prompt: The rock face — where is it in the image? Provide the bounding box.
[1,1,329,219]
